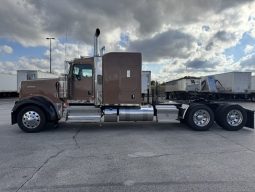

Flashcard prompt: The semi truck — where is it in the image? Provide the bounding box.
[11,29,254,133]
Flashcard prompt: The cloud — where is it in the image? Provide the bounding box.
[0,1,47,47]
[0,45,13,54]
[128,29,195,62]
[0,41,92,74]
[0,0,255,82]
[244,45,254,54]
[186,59,212,69]
[214,31,236,42]
[239,52,255,69]
[0,0,252,47]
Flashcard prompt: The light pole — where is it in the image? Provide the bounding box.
[46,37,55,73]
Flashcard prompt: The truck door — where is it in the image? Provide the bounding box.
[71,64,94,102]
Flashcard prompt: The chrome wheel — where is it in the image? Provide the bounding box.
[193,109,210,127]
[226,110,243,127]
[22,111,41,129]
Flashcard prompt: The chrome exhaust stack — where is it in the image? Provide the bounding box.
[94,28,100,56]
[93,28,103,106]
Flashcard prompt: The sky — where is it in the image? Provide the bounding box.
[0,0,255,82]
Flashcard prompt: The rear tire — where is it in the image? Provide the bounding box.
[186,104,214,131]
[217,105,247,131]
[17,106,46,133]
[215,104,228,127]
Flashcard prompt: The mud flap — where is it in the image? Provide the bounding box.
[245,109,254,129]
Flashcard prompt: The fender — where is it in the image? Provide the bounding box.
[11,96,58,125]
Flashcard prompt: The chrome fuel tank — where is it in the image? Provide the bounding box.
[119,106,154,121]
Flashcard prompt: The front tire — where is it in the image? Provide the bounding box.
[186,104,214,131]
[17,106,46,133]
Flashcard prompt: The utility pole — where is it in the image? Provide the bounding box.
[46,37,55,73]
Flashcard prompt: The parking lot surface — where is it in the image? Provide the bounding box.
[1,99,255,191]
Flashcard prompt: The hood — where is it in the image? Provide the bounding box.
[19,78,60,102]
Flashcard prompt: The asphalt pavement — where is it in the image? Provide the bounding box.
[1,99,255,192]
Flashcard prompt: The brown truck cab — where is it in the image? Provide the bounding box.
[11,29,254,133]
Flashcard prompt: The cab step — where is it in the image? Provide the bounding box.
[66,106,101,123]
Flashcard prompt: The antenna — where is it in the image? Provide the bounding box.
[65,29,67,61]
[78,41,80,58]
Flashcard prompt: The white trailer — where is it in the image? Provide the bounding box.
[142,71,151,94]
[17,70,58,92]
[0,73,17,97]
[0,70,59,97]
[165,72,255,101]
[204,72,252,93]
[251,76,255,91]
[165,76,201,92]
[165,76,201,100]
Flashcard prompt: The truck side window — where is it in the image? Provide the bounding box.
[81,69,92,78]
[73,64,93,78]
